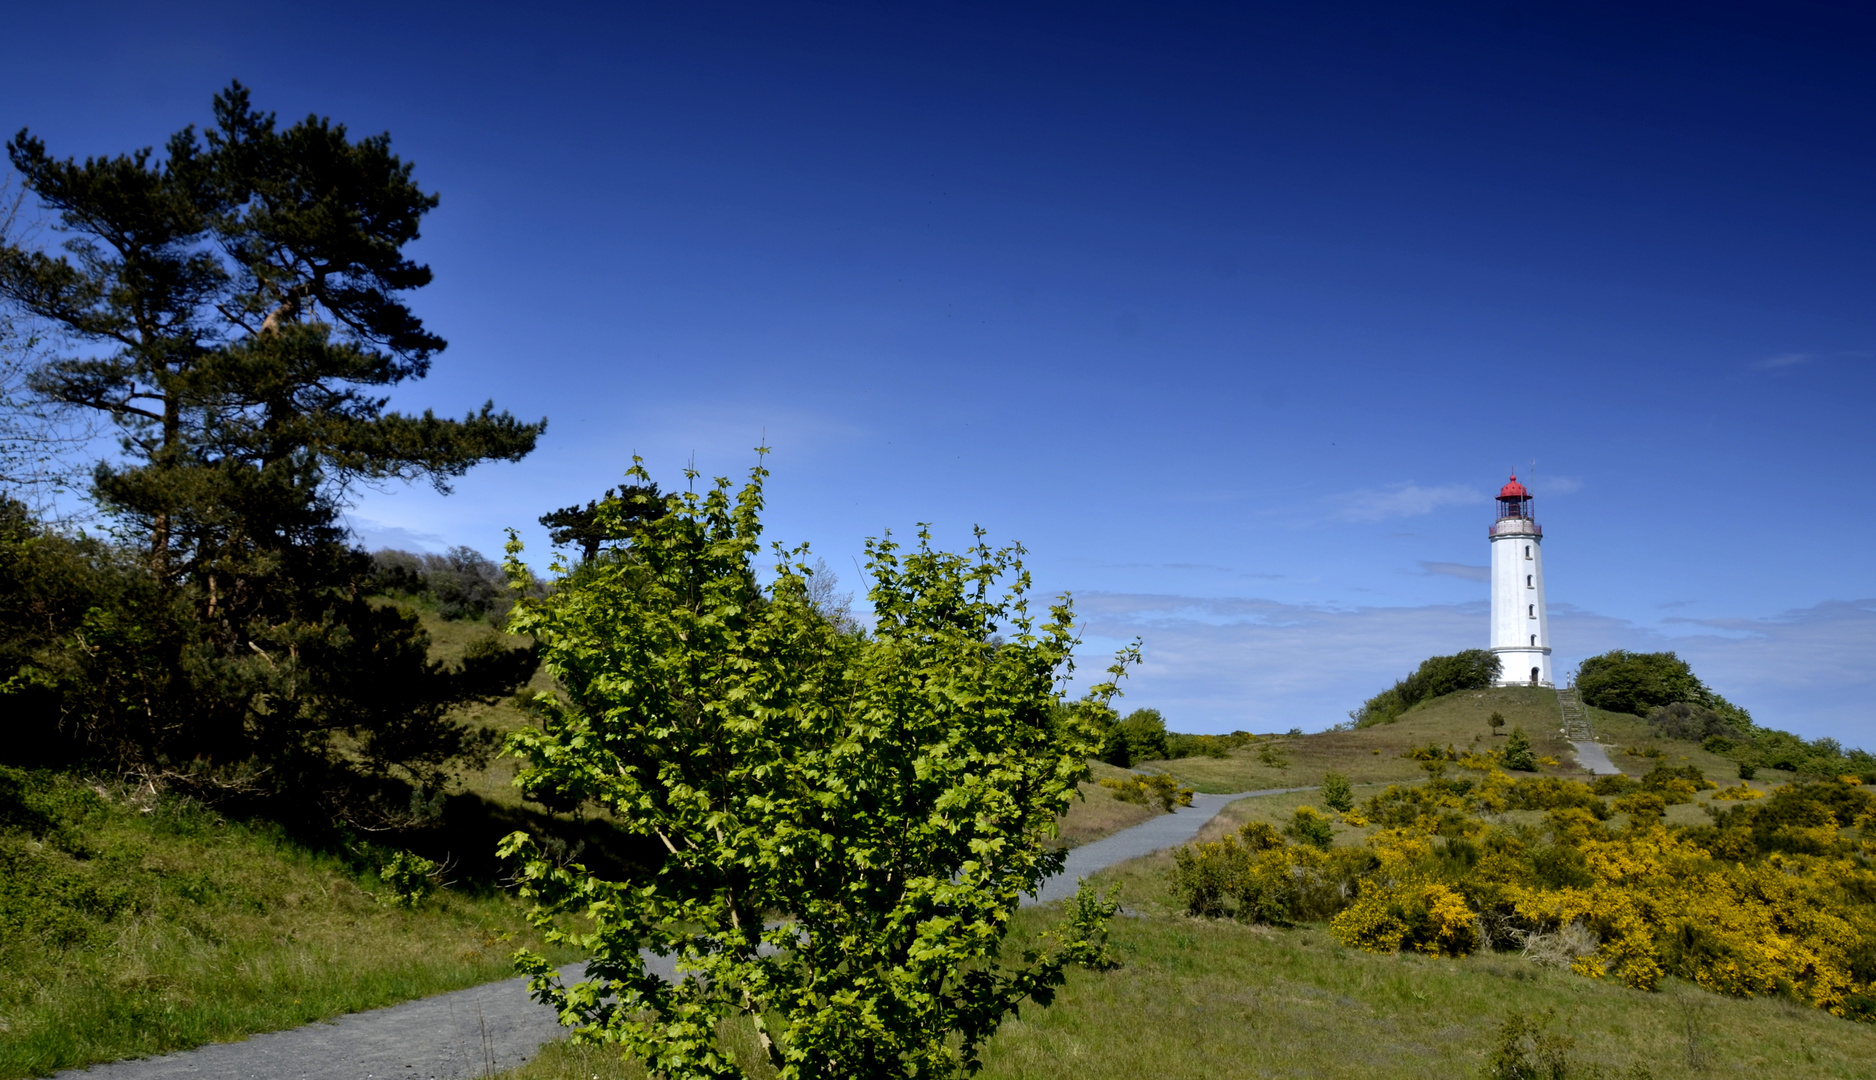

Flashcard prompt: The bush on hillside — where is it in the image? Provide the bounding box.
[1285,805,1335,850]
[1321,771,1354,812]
[1503,727,1537,771]
[1646,701,1742,743]
[1165,730,1258,759]
[1170,768,1876,1022]
[1352,649,1501,727]
[1576,650,1749,723]
[1099,774,1193,813]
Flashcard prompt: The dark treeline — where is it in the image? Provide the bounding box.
[1083,706,1258,768]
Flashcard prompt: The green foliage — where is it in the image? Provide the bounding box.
[1612,792,1666,820]
[1353,650,1501,727]
[0,85,540,807]
[1169,819,1372,924]
[1114,708,1170,764]
[1738,761,1757,780]
[1646,701,1742,743]
[1098,774,1194,813]
[367,545,529,622]
[500,461,1123,1080]
[1320,771,1354,813]
[1488,711,1507,734]
[1162,730,1256,760]
[1504,778,1609,820]
[536,482,663,563]
[1503,727,1537,772]
[377,850,440,908]
[1576,651,1749,725]
[0,765,569,1076]
[1484,1009,1656,1079]
[1284,806,1335,850]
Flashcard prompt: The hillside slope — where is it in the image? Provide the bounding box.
[1138,686,1735,793]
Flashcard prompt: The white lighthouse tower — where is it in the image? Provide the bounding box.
[1489,475,1552,687]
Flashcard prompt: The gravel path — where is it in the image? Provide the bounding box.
[50,961,628,1080]
[1025,787,1314,905]
[56,787,1283,1079]
[1570,741,1623,776]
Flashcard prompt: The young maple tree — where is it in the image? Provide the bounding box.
[501,461,1123,1080]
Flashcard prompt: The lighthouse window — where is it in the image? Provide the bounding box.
[1526,574,1533,588]
[1524,545,1531,560]
[1528,604,1535,618]
[1530,634,1537,646]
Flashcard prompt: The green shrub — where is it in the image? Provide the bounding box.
[1503,727,1537,772]
[1352,649,1501,727]
[1321,771,1354,813]
[1483,1009,1656,1079]
[1488,711,1507,735]
[1168,821,1372,925]
[1647,701,1743,743]
[1114,708,1169,763]
[1098,774,1193,813]
[1590,774,1638,796]
[377,850,440,908]
[1284,806,1335,850]
[1577,650,1749,726]
[1163,730,1257,760]
[1507,777,1610,820]
[1613,792,1667,820]
[1738,761,1757,780]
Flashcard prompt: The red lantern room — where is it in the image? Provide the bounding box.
[1495,475,1533,520]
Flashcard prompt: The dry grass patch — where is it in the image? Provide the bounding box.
[1050,761,1162,848]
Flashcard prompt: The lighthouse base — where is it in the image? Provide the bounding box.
[1491,647,1553,689]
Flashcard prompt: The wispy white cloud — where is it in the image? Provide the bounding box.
[1539,476,1583,495]
[1751,352,1812,371]
[1327,482,1483,523]
[345,516,450,553]
[1420,561,1490,582]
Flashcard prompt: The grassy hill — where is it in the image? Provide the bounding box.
[0,603,607,1079]
[1134,685,1741,794]
[0,768,581,1079]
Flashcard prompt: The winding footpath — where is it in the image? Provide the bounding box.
[55,787,1303,1080]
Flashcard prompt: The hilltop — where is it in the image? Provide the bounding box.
[1131,685,1725,794]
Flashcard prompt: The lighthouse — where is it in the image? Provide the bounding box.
[1489,475,1552,687]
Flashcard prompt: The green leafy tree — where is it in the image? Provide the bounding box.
[1115,707,1170,764]
[500,461,1122,1080]
[0,84,542,803]
[1320,771,1354,813]
[1487,710,1506,736]
[1503,726,1537,772]
[1576,650,1750,725]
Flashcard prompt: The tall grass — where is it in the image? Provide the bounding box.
[0,770,573,1078]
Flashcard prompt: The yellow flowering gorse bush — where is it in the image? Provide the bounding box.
[1168,766,1876,1021]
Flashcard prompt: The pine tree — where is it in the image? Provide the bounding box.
[0,84,544,810]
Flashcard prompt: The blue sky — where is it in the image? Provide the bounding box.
[5,1,1873,742]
